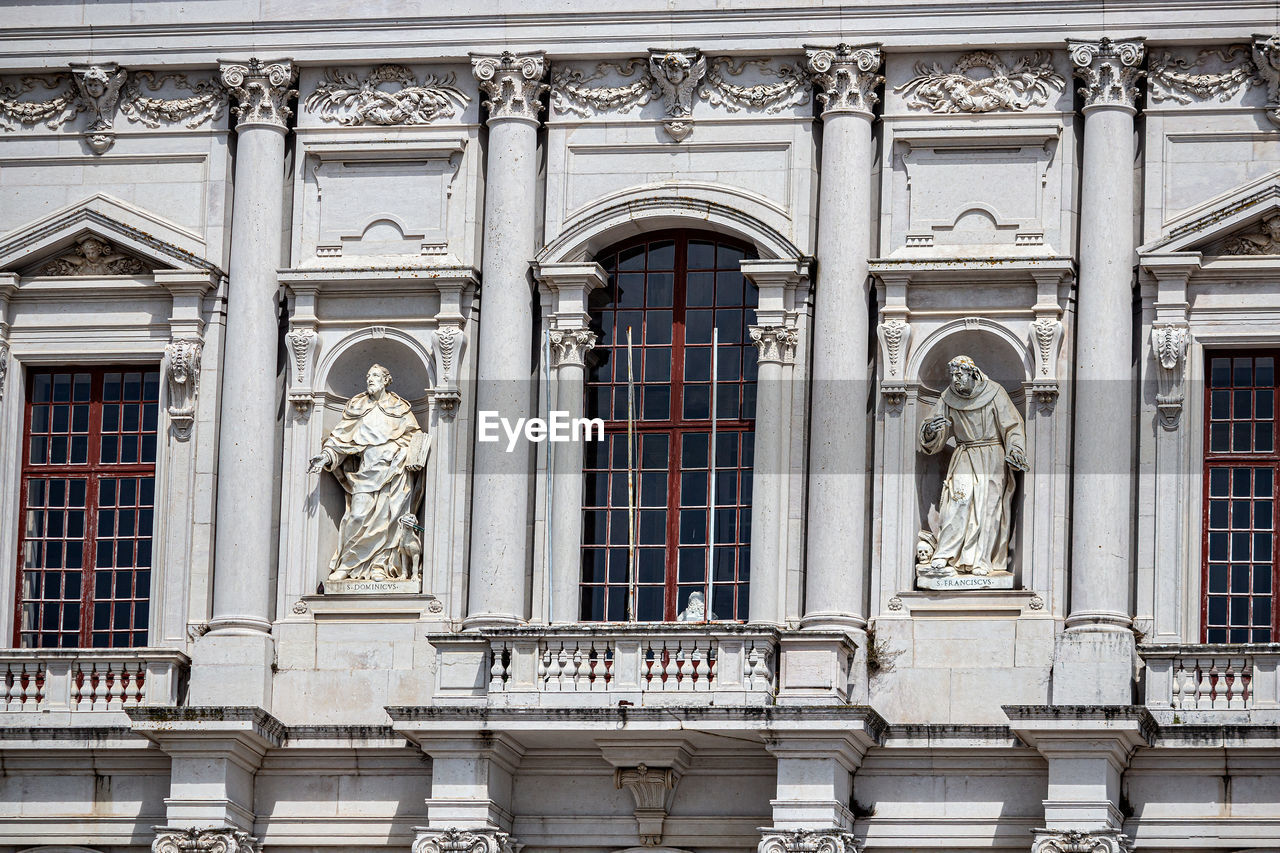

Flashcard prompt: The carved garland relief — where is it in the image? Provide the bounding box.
[304,65,471,125]
[894,50,1065,113]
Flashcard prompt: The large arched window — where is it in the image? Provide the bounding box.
[580,232,759,622]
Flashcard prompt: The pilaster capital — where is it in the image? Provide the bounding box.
[152,826,259,853]
[471,51,548,125]
[549,328,598,368]
[218,58,297,130]
[759,828,859,853]
[804,43,883,118]
[1067,38,1145,113]
[412,827,517,853]
[1031,828,1133,853]
[750,325,799,365]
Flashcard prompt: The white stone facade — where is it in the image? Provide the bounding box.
[0,4,1277,853]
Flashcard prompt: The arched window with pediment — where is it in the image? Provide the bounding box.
[578,231,759,622]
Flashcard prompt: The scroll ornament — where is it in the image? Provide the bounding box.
[304,65,469,125]
[894,50,1064,113]
[805,43,883,115]
[472,51,547,123]
[758,829,860,853]
[1151,323,1189,430]
[1031,829,1132,853]
[165,337,203,440]
[1068,38,1145,111]
[220,58,297,128]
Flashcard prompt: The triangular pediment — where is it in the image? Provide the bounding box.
[0,194,222,277]
[1140,172,1280,256]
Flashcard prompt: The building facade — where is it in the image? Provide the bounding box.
[0,3,1278,852]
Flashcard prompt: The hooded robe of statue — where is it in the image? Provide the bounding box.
[919,367,1027,574]
[321,389,423,581]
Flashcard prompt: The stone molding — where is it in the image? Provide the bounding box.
[219,58,297,129]
[1031,828,1133,853]
[304,65,470,126]
[151,826,260,853]
[894,50,1064,113]
[411,827,517,853]
[1067,37,1145,113]
[805,43,883,117]
[549,328,597,368]
[1147,44,1260,105]
[165,337,203,440]
[471,51,547,125]
[758,828,859,853]
[750,324,799,365]
[615,763,678,846]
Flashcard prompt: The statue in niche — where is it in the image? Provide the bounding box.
[309,364,431,591]
[916,355,1028,589]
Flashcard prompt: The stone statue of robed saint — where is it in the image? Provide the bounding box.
[309,364,431,593]
[916,355,1027,589]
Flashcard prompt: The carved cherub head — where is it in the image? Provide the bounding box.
[78,236,110,261]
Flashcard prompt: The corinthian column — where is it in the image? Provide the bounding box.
[466,52,547,627]
[1056,37,1145,705]
[191,59,295,707]
[801,44,882,632]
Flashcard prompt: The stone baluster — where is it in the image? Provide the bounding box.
[465,51,548,628]
[1054,38,1145,706]
[194,59,296,708]
[801,44,882,633]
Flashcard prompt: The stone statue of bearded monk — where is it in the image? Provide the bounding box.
[309,364,429,586]
[917,355,1028,584]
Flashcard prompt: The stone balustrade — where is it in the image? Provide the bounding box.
[0,648,188,712]
[1140,644,1280,713]
[433,625,783,707]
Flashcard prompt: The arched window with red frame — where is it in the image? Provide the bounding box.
[580,231,759,622]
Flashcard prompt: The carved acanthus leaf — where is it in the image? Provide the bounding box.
[615,764,678,847]
[472,51,547,123]
[152,826,260,853]
[550,59,655,117]
[219,58,298,128]
[1148,45,1260,104]
[1068,38,1145,111]
[305,65,470,126]
[806,43,883,116]
[700,56,810,113]
[1151,323,1190,431]
[550,328,597,368]
[1031,828,1132,853]
[286,327,317,384]
[750,325,799,364]
[165,337,203,440]
[894,50,1064,113]
[120,71,228,128]
[0,74,82,130]
[412,828,516,853]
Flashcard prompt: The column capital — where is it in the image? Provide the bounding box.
[1067,38,1145,113]
[804,43,883,118]
[413,828,517,853]
[472,51,548,125]
[759,828,859,853]
[1031,828,1133,853]
[750,325,799,366]
[549,328,597,368]
[218,58,297,130]
[153,827,260,853]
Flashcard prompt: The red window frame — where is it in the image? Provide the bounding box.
[14,366,160,648]
[580,231,758,622]
[1202,350,1279,643]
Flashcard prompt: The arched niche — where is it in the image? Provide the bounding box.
[308,328,435,592]
[909,319,1033,580]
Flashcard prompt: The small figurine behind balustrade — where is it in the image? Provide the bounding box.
[309,363,431,593]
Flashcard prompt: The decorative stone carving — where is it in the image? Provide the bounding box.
[0,341,8,403]
[1147,45,1259,104]
[152,826,260,853]
[1151,323,1190,430]
[471,51,547,123]
[291,599,308,615]
[219,58,297,129]
[304,65,470,125]
[758,828,859,853]
[877,318,910,404]
[1028,594,1045,610]
[1068,38,1145,112]
[805,43,883,116]
[433,325,465,416]
[412,828,516,853]
[700,56,810,114]
[69,63,127,153]
[1216,212,1280,254]
[549,328,597,367]
[552,51,806,140]
[894,50,1064,113]
[749,325,798,365]
[1030,317,1064,404]
[1253,34,1280,126]
[285,326,317,414]
[1031,828,1132,853]
[615,764,678,846]
[38,236,150,276]
[917,356,1027,589]
[649,48,706,141]
[165,337,202,440]
[309,364,429,593]
[886,595,904,611]
[120,71,228,128]
[0,74,81,130]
